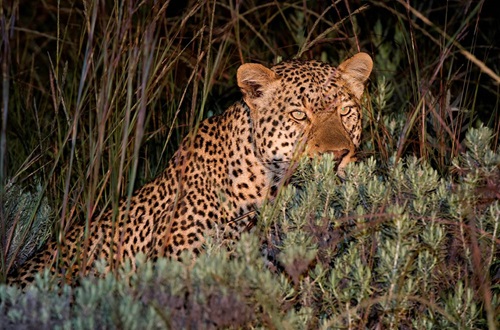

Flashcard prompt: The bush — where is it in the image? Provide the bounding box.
[1,126,498,329]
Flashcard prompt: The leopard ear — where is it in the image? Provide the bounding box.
[338,52,373,99]
[237,63,278,99]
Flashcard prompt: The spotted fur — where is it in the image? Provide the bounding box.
[8,53,373,288]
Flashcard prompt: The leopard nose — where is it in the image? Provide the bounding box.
[332,148,349,161]
[315,148,349,160]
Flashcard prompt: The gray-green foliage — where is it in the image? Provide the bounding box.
[1,126,498,329]
[258,125,498,328]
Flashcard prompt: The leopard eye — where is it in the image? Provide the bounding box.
[339,106,352,116]
[290,110,307,121]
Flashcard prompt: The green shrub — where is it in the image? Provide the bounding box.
[1,126,497,329]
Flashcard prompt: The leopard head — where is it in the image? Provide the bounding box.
[237,52,373,174]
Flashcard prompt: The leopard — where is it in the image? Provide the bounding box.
[7,52,373,288]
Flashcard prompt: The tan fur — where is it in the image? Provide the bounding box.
[8,53,373,288]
